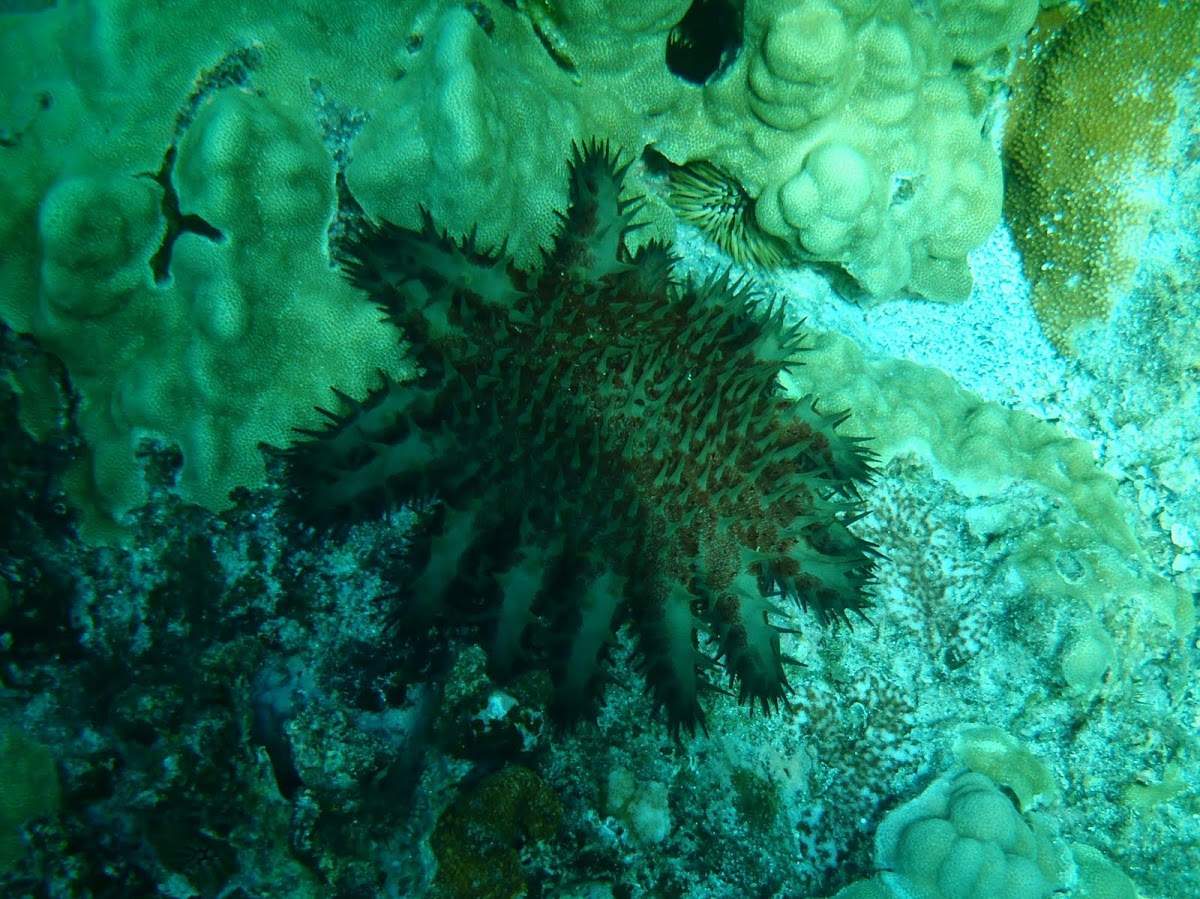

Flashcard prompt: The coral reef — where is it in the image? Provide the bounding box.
[668,0,1027,301]
[0,2,413,539]
[2,203,1199,899]
[1,3,1197,898]
[0,0,1038,537]
[782,328,1193,639]
[286,140,877,734]
[834,767,1073,899]
[827,752,1152,899]
[344,0,1022,300]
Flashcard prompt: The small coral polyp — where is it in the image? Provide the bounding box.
[287,140,876,735]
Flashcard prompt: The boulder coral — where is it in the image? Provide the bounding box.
[0,0,1037,535]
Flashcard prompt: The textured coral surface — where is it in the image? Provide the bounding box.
[1005,0,1200,353]
[287,142,877,733]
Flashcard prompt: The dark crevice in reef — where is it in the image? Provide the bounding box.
[142,144,223,285]
[286,138,877,739]
[667,0,744,86]
[172,44,263,137]
[141,45,263,283]
[0,88,52,149]
[465,0,497,36]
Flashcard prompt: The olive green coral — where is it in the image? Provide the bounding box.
[432,766,562,899]
[29,88,407,539]
[1005,0,1200,354]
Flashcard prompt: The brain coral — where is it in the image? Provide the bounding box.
[287,141,877,734]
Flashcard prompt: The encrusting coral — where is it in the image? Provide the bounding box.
[287,140,877,735]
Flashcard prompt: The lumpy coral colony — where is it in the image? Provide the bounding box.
[287,141,877,735]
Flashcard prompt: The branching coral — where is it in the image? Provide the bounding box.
[287,140,877,735]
